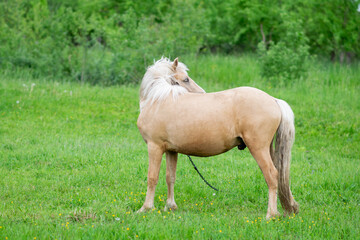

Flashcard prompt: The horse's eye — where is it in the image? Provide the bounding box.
[184,78,189,82]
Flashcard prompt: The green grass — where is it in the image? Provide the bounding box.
[0,55,359,239]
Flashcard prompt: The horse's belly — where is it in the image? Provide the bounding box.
[167,135,239,157]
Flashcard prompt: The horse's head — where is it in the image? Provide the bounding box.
[139,57,205,110]
[170,58,205,94]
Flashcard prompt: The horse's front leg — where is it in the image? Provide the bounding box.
[138,142,164,212]
[164,151,178,211]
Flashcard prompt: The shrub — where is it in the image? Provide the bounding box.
[0,0,208,85]
[257,12,310,85]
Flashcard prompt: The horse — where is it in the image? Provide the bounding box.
[137,57,299,219]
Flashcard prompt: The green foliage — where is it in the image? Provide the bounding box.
[203,0,360,60]
[0,0,359,84]
[204,0,283,52]
[0,0,208,85]
[290,0,360,62]
[257,13,310,84]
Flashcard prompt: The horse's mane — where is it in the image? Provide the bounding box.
[139,57,189,110]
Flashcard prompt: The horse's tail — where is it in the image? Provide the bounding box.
[271,99,299,215]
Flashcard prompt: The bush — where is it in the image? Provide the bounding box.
[0,0,209,85]
[0,0,358,85]
[257,12,310,85]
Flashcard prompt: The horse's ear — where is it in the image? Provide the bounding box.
[172,57,179,70]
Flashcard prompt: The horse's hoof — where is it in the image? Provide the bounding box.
[283,202,299,217]
[137,205,153,213]
[266,211,281,220]
[164,204,178,212]
[136,207,146,213]
[292,202,299,214]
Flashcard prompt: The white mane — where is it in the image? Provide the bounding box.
[139,57,189,110]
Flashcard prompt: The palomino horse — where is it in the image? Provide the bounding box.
[137,57,299,219]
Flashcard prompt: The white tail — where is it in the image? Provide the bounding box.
[273,99,299,214]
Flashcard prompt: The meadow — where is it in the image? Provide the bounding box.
[0,55,359,239]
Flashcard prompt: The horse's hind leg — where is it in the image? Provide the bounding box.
[164,151,178,211]
[250,147,280,219]
[138,142,164,212]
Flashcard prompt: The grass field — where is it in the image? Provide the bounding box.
[0,55,359,239]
